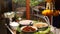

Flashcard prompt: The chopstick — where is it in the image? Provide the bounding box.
[5,23,14,34]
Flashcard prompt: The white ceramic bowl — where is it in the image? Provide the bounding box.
[4,12,15,18]
[33,22,48,28]
[19,20,33,25]
[9,22,19,30]
[20,26,38,32]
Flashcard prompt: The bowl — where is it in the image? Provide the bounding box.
[19,20,33,26]
[4,12,15,18]
[9,22,19,30]
[33,22,48,31]
[20,26,37,34]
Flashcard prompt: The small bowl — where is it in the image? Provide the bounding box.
[20,26,37,34]
[19,20,33,27]
[33,23,48,31]
[9,22,19,30]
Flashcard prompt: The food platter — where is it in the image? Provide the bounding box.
[16,20,54,34]
[17,27,53,34]
[8,15,53,34]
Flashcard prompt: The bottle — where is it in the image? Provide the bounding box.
[12,14,17,22]
[53,0,60,28]
[12,14,19,22]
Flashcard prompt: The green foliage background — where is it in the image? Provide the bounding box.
[12,0,45,7]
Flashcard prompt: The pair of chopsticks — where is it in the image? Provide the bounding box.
[5,23,15,34]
